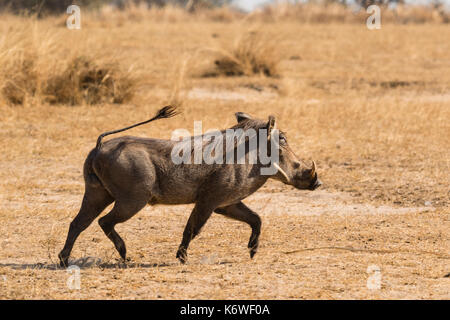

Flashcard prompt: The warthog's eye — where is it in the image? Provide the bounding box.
[279,134,287,145]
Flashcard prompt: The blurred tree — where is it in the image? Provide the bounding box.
[0,0,111,15]
[112,0,232,9]
[112,0,166,9]
[354,0,405,8]
[318,0,406,7]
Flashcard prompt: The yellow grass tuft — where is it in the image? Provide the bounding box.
[0,16,137,106]
[204,31,280,77]
[1,53,38,105]
[0,53,136,106]
[43,56,135,105]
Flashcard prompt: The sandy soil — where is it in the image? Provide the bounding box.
[0,173,448,299]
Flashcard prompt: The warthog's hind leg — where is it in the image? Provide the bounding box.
[98,199,147,262]
[176,202,215,264]
[59,186,114,268]
[214,202,262,259]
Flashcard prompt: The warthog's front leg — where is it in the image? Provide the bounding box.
[214,201,262,259]
[176,202,214,264]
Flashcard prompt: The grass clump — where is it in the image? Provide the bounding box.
[206,31,280,78]
[1,54,136,106]
[1,54,38,105]
[43,56,135,105]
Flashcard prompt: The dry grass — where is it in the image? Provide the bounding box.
[0,17,136,106]
[43,56,135,105]
[202,30,280,77]
[0,5,449,299]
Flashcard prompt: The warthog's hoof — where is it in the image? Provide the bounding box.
[176,248,187,264]
[248,238,259,259]
[58,253,69,269]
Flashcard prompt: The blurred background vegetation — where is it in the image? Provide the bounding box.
[1,0,448,16]
[0,0,234,15]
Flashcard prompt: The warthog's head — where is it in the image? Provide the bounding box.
[234,112,322,191]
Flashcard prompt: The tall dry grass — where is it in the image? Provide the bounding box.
[0,15,137,106]
[43,56,135,105]
[0,2,448,105]
[201,30,280,77]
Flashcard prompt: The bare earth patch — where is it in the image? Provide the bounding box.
[0,180,448,299]
[247,188,435,216]
[187,86,278,101]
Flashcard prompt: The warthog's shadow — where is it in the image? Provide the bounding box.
[0,256,176,270]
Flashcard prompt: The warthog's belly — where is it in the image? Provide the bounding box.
[151,176,201,205]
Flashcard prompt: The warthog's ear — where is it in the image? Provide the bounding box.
[235,112,252,123]
[267,115,276,140]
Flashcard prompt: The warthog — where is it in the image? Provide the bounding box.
[59,106,321,267]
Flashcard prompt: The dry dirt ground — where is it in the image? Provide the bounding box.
[0,12,449,299]
[0,181,448,299]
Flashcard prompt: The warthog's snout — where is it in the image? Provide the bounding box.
[308,173,322,191]
[286,160,322,191]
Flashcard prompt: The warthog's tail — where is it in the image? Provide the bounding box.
[95,105,179,150]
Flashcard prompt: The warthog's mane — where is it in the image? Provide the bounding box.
[176,118,279,164]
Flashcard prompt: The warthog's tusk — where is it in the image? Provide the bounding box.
[273,163,290,182]
[311,160,316,178]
